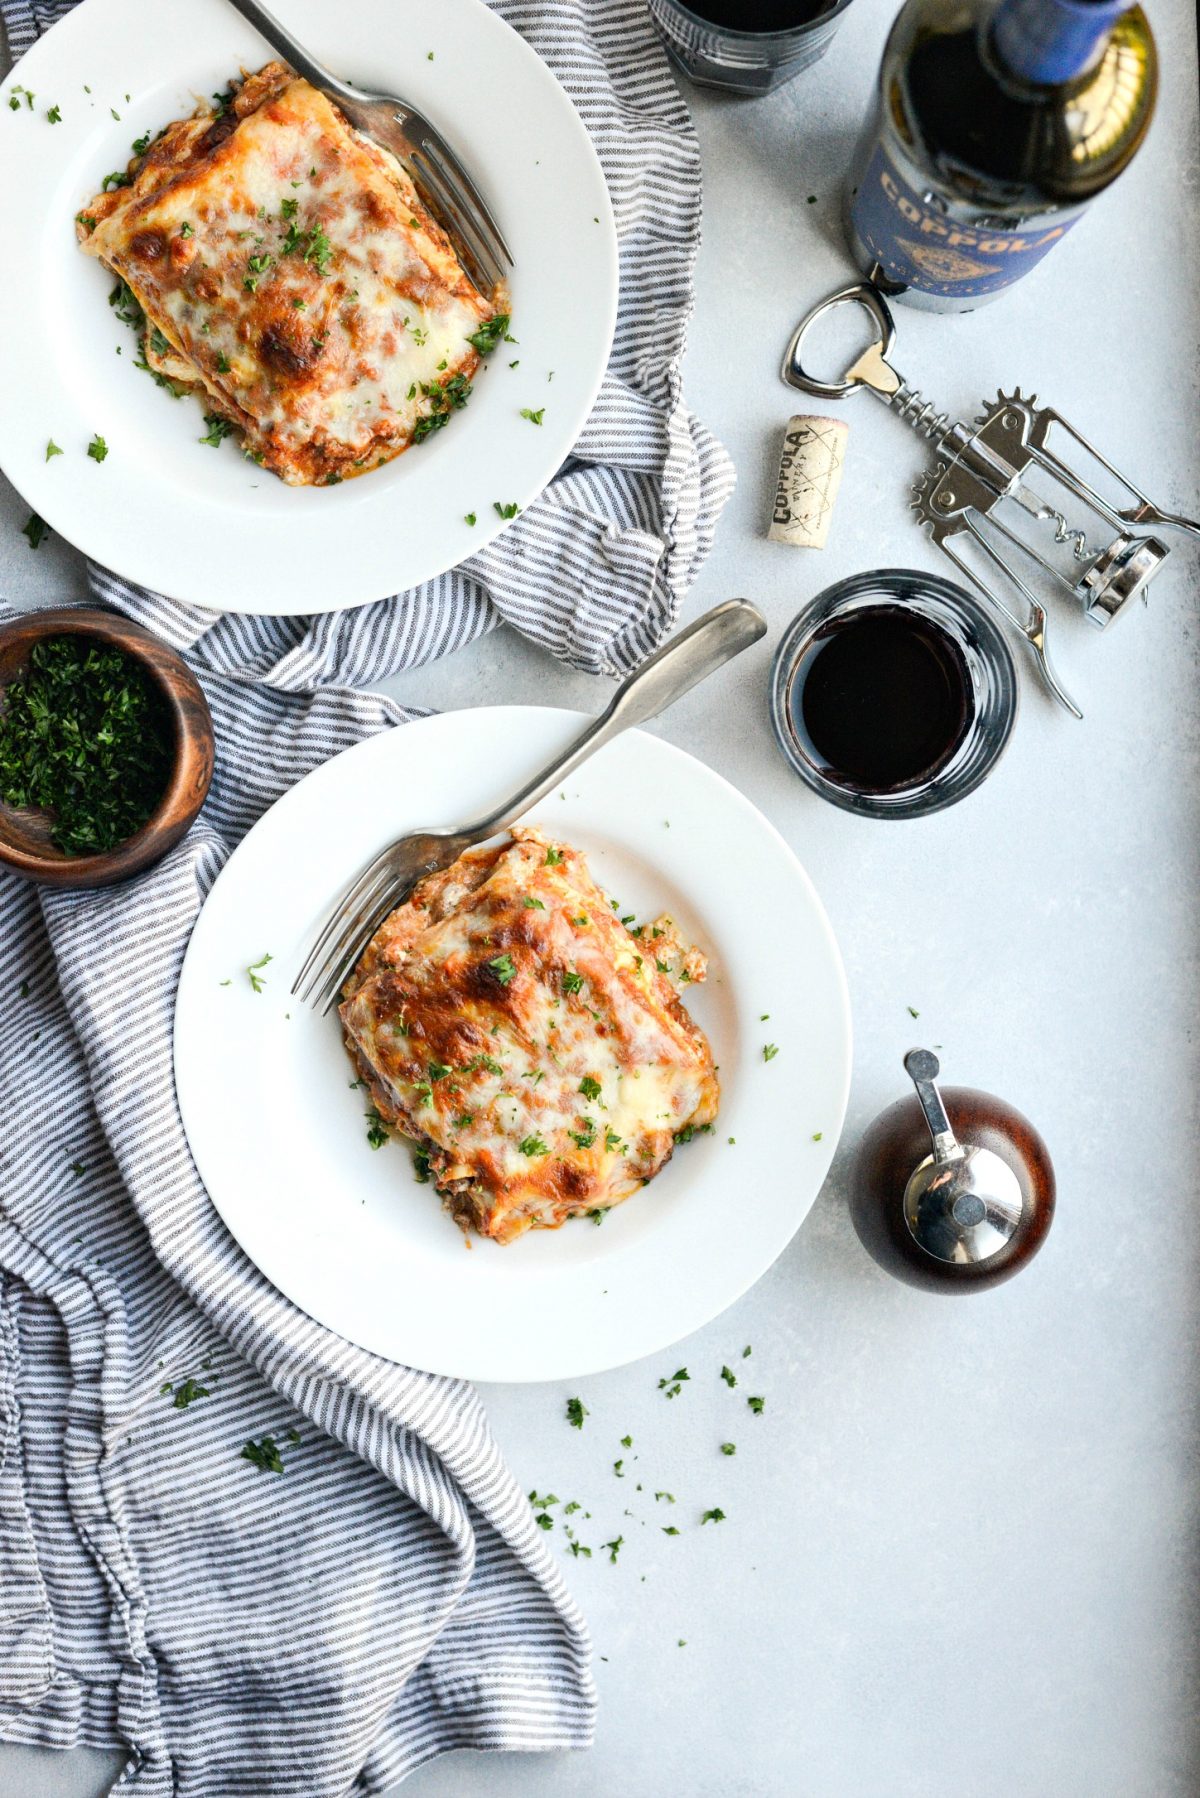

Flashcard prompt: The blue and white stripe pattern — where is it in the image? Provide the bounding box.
[0,1,734,1790]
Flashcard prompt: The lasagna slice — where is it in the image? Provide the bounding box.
[340,829,720,1244]
[76,63,504,485]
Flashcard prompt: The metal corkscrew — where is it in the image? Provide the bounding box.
[782,282,1200,718]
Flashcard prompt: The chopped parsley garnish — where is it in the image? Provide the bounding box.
[762,1043,779,1062]
[101,170,131,190]
[168,1376,210,1410]
[562,969,584,996]
[247,252,272,275]
[488,951,516,984]
[412,373,474,444]
[519,1134,548,1157]
[742,1345,752,1358]
[604,1128,623,1153]
[534,1511,553,1531]
[565,1396,588,1429]
[427,1060,453,1082]
[366,1113,389,1150]
[200,414,234,447]
[216,352,230,373]
[544,847,564,866]
[8,85,34,110]
[701,1508,726,1525]
[412,1147,431,1181]
[568,1541,592,1558]
[523,895,546,909]
[907,1005,920,1018]
[453,1112,474,1130]
[45,439,62,461]
[720,1442,736,1456]
[86,434,108,463]
[463,1053,503,1076]
[246,953,272,993]
[655,1491,675,1503]
[464,511,477,525]
[586,1208,605,1225]
[662,1526,680,1536]
[47,104,62,124]
[520,407,545,425]
[747,1395,765,1415]
[720,1365,737,1388]
[620,1434,632,1448]
[675,1123,712,1145]
[493,501,521,520]
[579,1075,602,1101]
[509,358,519,368]
[76,212,98,233]
[180,220,193,237]
[569,1123,596,1150]
[467,312,511,355]
[0,635,173,852]
[613,1459,624,1477]
[601,1536,624,1563]
[658,1367,689,1398]
[130,128,150,153]
[280,197,298,218]
[240,1434,285,1475]
[812,1131,823,1141]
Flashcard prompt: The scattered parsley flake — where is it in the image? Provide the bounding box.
[493,500,521,520]
[246,952,272,993]
[747,1396,765,1415]
[579,1075,602,1101]
[240,1435,285,1474]
[566,1397,588,1429]
[366,1114,389,1150]
[519,1133,548,1157]
[907,1005,920,1018]
[520,407,545,425]
[601,1536,623,1563]
[544,847,564,866]
[562,969,584,996]
[46,103,62,123]
[762,1043,779,1062]
[721,1442,736,1456]
[720,1365,737,1388]
[171,1377,210,1410]
[701,1508,726,1525]
[467,313,511,355]
[489,951,516,984]
[464,511,476,525]
[663,1526,680,1536]
[86,433,108,462]
[45,439,62,461]
[812,1131,823,1141]
[180,220,193,237]
[524,895,546,910]
[742,1345,752,1358]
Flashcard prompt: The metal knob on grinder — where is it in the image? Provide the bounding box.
[849,1049,1055,1291]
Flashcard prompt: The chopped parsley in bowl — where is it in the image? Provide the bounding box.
[0,607,213,888]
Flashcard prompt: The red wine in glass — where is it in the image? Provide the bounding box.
[684,0,831,26]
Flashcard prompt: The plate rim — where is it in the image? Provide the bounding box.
[173,706,854,1381]
[0,0,619,615]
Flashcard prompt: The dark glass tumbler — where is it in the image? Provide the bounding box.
[647,0,855,96]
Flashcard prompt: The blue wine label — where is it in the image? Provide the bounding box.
[850,139,1081,298]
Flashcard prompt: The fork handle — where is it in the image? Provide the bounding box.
[224,0,365,104]
[460,600,767,840]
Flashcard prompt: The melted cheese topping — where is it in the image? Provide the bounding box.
[340,829,720,1244]
[77,64,498,485]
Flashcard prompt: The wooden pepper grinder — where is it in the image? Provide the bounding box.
[850,1049,1055,1291]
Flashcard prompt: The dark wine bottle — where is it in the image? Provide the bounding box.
[845,0,1157,310]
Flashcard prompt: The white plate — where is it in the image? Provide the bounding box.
[174,708,852,1381]
[0,0,617,614]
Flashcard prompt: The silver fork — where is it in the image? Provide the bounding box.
[225,0,513,295]
[293,600,768,1013]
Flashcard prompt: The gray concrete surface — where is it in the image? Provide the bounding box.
[2,0,1199,1792]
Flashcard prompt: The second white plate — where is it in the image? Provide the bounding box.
[0,0,617,612]
[174,708,852,1381]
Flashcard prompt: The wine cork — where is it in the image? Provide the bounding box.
[768,414,849,550]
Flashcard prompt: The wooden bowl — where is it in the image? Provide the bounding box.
[0,607,214,888]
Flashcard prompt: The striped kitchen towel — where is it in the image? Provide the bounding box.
[0,1,733,1794]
